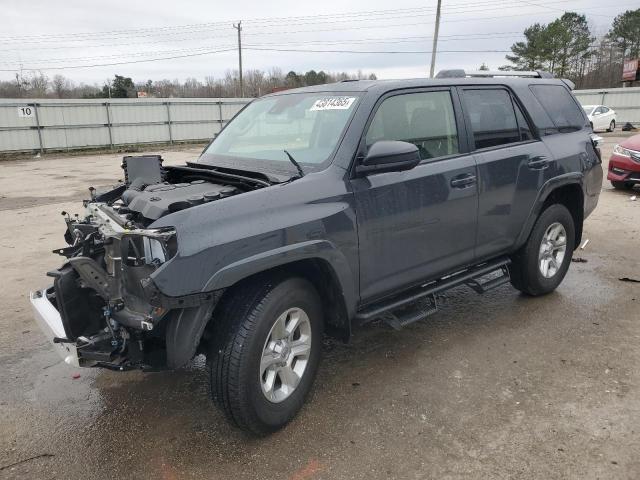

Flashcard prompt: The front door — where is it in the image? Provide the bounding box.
[351,89,478,303]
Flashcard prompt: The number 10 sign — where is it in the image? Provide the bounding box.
[17,106,34,118]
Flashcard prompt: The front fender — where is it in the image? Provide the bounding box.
[203,240,358,317]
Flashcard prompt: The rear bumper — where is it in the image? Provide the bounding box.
[30,287,80,367]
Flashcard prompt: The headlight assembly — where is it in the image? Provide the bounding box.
[613,144,631,157]
[121,227,177,267]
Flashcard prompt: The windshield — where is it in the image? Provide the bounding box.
[582,105,596,115]
[203,93,360,170]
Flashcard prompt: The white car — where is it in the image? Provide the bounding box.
[582,105,617,132]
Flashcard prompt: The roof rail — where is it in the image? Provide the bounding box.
[435,69,554,79]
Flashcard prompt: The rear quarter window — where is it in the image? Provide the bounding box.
[529,84,586,132]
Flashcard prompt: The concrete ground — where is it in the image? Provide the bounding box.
[0,136,639,480]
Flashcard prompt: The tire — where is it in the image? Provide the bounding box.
[607,120,615,132]
[611,180,634,190]
[510,204,575,296]
[209,275,323,436]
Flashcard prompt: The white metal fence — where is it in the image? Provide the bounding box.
[1,87,639,154]
[0,97,251,153]
[573,87,640,125]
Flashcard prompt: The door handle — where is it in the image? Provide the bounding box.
[527,155,550,170]
[450,174,476,188]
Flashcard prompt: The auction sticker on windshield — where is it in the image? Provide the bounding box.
[310,97,356,111]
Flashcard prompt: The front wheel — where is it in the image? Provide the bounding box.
[209,275,323,435]
[510,204,575,296]
[607,120,615,132]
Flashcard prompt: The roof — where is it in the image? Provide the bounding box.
[265,76,570,97]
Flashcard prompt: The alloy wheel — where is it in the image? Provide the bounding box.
[259,307,312,403]
[538,222,567,278]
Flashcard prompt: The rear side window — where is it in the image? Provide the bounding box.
[463,89,520,149]
[530,84,585,132]
[365,90,459,160]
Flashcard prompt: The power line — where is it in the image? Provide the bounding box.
[0,34,526,63]
[247,47,512,54]
[0,31,526,53]
[0,47,513,72]
[0,0,628,45]
[0,48,237,71]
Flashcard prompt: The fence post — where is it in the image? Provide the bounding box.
[32,103,44,155]
[165,101,173,144]
[104,102,114,149]
[218,100,223,135]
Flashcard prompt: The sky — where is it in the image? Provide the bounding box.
[0,0,635,85]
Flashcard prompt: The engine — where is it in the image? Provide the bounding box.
[105,155,243,225]
[122,180,239,221]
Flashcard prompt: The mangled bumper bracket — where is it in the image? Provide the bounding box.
[29,288,80,367]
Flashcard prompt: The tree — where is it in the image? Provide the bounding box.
[505,23,550,71]
[608,9,640,58]
[546,13,592,78]
[505,13,592,81]
[28,71,49,97]
[285,71,301,88]
[102,75,135,98]
[478,63,489,71]
[52,74,73,98]
[0,68,379,99]
[304,70,320,85]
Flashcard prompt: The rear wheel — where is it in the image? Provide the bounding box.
[510,204,575,296]
[209,275,323,436]
[607,120,615,132]
[611,180,634,190]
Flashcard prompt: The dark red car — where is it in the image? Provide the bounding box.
[608,133,640,190]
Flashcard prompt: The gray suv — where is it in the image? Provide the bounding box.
[30,70,602,435]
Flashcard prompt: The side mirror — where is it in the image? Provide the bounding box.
[356,140,420,175]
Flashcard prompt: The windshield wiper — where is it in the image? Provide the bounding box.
[283,150,305,178]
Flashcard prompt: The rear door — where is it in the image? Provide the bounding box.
[351,88,478,303]
[459,86,553,260]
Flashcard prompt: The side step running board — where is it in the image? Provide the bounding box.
[355,257,511,329]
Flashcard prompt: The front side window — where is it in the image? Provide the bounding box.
[530,84,586,132]
[204,93,360,169]
[463,89,520,149]
[365,90,459,160]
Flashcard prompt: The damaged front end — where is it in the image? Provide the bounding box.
[30,155,265,371]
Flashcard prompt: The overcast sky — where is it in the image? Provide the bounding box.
[0,0,635,85]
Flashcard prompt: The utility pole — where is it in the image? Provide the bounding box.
[233,21,244,97]
[429,0,442,78]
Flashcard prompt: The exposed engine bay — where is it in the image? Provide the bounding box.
[42,155,269,370]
